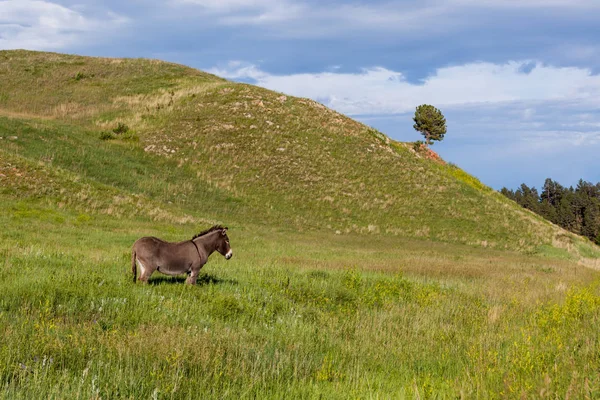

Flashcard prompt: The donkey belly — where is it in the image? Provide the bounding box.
[157,259,192,276]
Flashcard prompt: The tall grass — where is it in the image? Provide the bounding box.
[1,198,600,398]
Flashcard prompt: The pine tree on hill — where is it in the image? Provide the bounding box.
[539,199,558,224]
[516,183,540,213]
[541,178,564,207]
[501,178,600,244]
[500,187,516,201]
[412,104,447,146]
[557,191,577,232]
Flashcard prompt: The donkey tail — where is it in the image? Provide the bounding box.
[131,249,137,283]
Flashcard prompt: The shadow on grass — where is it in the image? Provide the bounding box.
[148,273,237,286]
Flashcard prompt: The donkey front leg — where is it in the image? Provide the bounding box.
[186,264,204,285]
[185,271,198,285]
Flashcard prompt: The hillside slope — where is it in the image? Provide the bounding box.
[1,50,598,258]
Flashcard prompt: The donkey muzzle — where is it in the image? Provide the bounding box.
[225,249,233,260]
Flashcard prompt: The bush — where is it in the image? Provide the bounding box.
[73,72,94,81]
[99,124,138,142]
[112,123,129,135]
[99,132,115,140]
[413,140,425,152]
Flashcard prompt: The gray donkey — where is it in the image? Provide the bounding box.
[131,225,232,284]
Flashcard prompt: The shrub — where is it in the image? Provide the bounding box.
[99,131,115,140]
[112,122,129,135]
[413,140,425,152]
[99,124,138,141]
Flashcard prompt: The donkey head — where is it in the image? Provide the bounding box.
[216,227,233,260]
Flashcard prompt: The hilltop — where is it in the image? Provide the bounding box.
[0,50,598,259]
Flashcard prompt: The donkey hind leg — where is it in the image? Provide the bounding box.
[136,258,155,283]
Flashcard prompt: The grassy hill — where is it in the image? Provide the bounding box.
[1,49,597,256]
[1,50,600,398]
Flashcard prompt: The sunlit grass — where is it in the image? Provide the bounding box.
[2,50,594,254]
[1,198,600,398]
[2,50,600,398]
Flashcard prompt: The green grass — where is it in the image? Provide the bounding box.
[1,50,600,398]
[533,244,574,260]
[1,196,600,398]
[2,49,591,254]
[0,50,221,122]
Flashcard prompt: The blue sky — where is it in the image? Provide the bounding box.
[1,0,599,189]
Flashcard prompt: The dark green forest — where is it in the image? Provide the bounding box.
[501,179,600,245]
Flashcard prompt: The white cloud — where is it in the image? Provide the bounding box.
[174,0,304,24]
[176,0,279,10]
[209,60,600,115]
[209,61,269,80]
[452,0,600,8]
[168,0,462,38]
[518,130,600,152]
[0,0,128,50]
[171,0,600,37]
[522,108,535,120]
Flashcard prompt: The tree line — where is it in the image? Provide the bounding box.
[500,179,600,245]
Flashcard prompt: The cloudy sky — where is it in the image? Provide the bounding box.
[1,0,599,189]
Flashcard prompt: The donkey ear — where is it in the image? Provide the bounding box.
[221,227,228,235]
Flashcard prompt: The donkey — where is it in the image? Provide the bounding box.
[131,225,232,284]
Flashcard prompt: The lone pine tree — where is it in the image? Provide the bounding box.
[413,104,447,146]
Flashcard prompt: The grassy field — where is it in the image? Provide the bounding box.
[2,50,600,398]
[2,195,600,398]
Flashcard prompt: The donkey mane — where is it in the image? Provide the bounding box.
[192,225,226,240]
